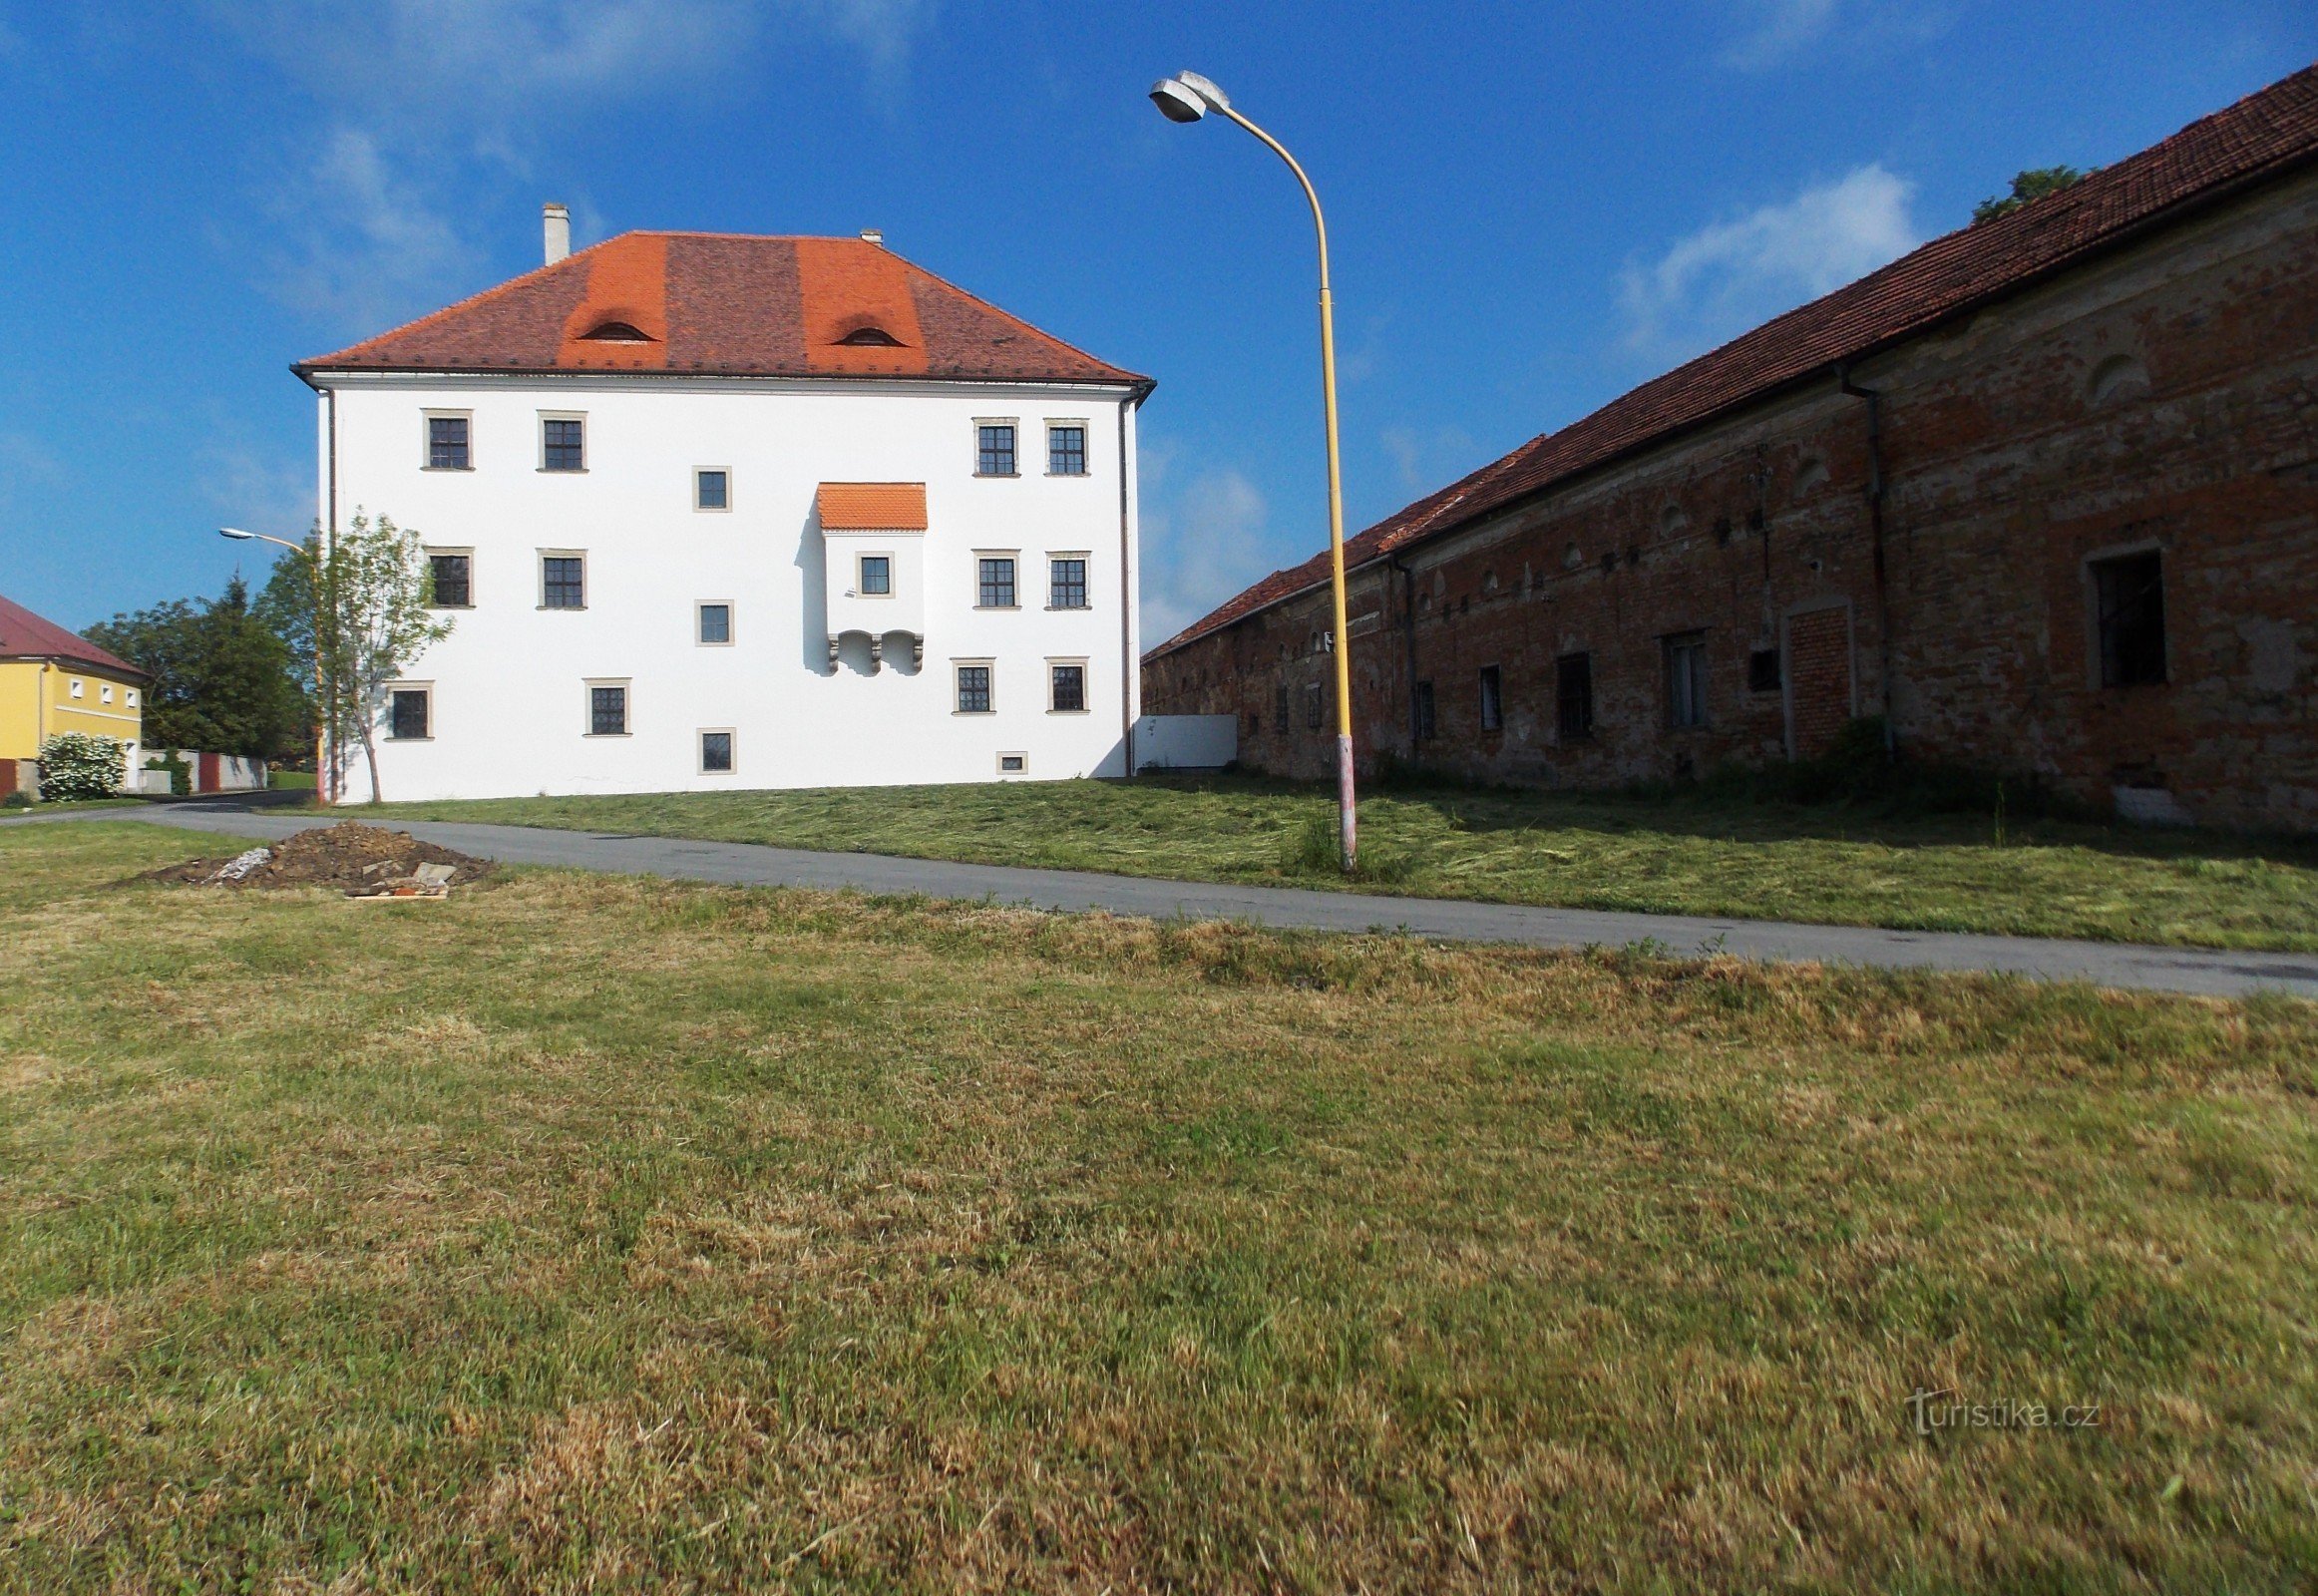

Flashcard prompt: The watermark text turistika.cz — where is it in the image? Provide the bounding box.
[1906,1388,2104,1436]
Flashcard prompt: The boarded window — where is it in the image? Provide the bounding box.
[1665,632,1708,728]
[2093,551,2166,686]
[1556,652,1593,742]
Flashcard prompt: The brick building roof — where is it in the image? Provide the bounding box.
[1148,62,2318,661]
[297,233,1150,389]
[0,594,144,677]
[816,482,930,531]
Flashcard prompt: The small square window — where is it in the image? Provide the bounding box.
[697,602,731,645]
[389,687,430,741]
[588,684,627,736]
[127,690,139,707]
[1478,665,1503,732]
[957,664,992,714]
[695,469,728,511]
[427,415,470,470]
[1557,652,1594,742]
[1414,680,1436,741]
[997,751,1028,774]
[428,552,472,608]
[542,555,584,609]
[1050,662,1086,713]
[859,555,892,596]
[700,730,734,773]
[101,683,115,704]
[543,417,584,472]
[978,557,1016,608]
[1047,424,1087,476]
[2093,550,2166,687]
[1048,556,1087,608]
[1748,648,1782,692]
[69,678,84,698]
[976,423,1016,477]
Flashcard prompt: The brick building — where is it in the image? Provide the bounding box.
[1142,67,2318,831]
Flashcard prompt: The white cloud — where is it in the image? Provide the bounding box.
[1617,164,1919,364]
[199,440,317,545]
[1379,423,1477,493]
[1139,460,1281,646]
[1722,0,1841,70]
[261,129,479,337]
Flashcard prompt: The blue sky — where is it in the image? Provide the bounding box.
[2,2,2310,641]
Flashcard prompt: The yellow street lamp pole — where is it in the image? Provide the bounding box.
[1151,71,1358,870]
[220,527,328,805]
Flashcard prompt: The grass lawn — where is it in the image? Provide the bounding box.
[4,822,2315,1592]
[0,797,152,819]
[372,775,2318,953]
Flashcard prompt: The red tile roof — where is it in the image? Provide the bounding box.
[1148,63,2318,660]
[298,233,1149,388]
[0,594,144,677]
[816,482,930,531]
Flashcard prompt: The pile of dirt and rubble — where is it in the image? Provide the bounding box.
[142,822,493,897]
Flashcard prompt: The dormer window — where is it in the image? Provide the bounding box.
[580,320,652,342]
[838,325,903,347]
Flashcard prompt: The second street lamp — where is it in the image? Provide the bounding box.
[220,526,330,805]
[1150,70,1359,871]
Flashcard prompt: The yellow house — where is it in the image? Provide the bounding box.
[1,594,146,794]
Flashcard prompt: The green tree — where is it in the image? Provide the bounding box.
[254,530,321,760]
[1972,166,2090,225]
[85,578,305,759]
[320,510,454,803]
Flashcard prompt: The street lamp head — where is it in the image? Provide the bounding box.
[218,527,254,541]
[1149,77,1207,123]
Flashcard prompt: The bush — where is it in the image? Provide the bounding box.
[2,790,29,809]
[37,733,126,802]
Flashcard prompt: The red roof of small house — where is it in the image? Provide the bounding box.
[297,233,1150,389]
[1147,62,2318,660]
[816,482,930,531]
[0,594,145,678]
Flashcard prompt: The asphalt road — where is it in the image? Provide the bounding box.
[17,800,2317,1000]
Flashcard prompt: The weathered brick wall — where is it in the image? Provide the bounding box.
[1143,168,2318,830]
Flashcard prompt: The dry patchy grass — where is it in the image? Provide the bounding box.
[1,822,2315,1592]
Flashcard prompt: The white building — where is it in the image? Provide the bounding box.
[300,213,1152,802]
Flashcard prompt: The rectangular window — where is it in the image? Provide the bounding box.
[1048,556,1088,608]
[975,423,1016,477]
[427,552,472,608]
[389,687,431,741]
[998,752,1027,774]
[695,469,729,511]
[542,555,584,609]
[1047,424,1087,476]
[1306,682,1324,730]
[542,416,584,472]
[1665,631,1709,728]
[700,730,734,773]
[101,684,114,704]
[978,557,1016,608]
[588,684,628,736]
[1050,662,1086,713]
[1414,680,1437,740]
[957,664,992,714]
[1275,681,1292,734]
[697,602,731,645]
[2093,551,2166,687]
[1556,652,1593,742]
[1478,665,1503,732]
[1748,647,1782,692]
[858,555,892,596]
[427,415,470,470]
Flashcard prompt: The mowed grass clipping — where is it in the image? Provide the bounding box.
[3,822,2316,1594]
[371,775,2318,953]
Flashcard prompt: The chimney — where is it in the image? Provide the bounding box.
[543,202,571,264]
[859,228,884,247]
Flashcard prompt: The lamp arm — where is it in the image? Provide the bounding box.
[1213,105,1332,292]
